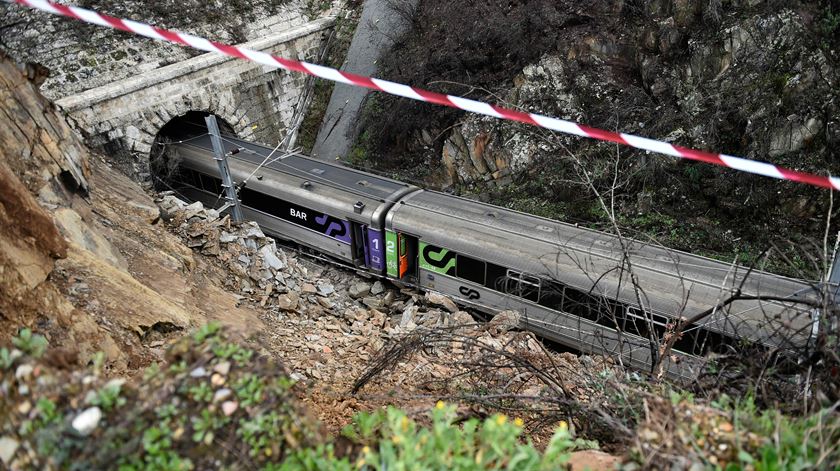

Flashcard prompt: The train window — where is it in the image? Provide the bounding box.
[177,168,201,188]
[505,270,540,303]
[200,174,222,194]
[485,263,507,291]
[240,187,281,215]
[539,280,566,312]
[457,255,485,285]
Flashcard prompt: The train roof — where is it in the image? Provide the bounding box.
[177,134,413,203]
[388,190,822,346]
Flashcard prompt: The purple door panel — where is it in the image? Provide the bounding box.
[367,229,385,271]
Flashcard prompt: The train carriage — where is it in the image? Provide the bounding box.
[163,133,824,382]
[168,134,417,272]
[383,190,820,379]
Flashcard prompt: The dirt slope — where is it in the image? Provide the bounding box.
[0,52,264,375]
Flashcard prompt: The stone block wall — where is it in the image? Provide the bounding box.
[0,0,317,100]
[54,19,333,180]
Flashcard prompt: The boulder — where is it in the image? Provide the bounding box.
[370,280,386,295]
[487,310,522,335]
[425,291,458,313]
[348,282,371,299]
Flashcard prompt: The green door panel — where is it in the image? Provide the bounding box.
[385,230,399,278]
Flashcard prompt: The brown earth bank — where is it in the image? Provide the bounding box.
[353,0,840,278]
[0,50,268,376]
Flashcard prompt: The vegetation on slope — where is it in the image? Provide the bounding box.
[0,324,597,470]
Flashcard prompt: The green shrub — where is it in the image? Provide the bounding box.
[726,397,839,470]
[282,402,590,470]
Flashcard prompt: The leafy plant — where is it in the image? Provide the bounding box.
[191,409,228,445]
[187,382,213,403]
[13,328,48,357]
[1,347,21,370]
[234,374,264,407]
[238,411,285,457]
[334,402,585,470]
[88,382,127,411]
[192,322,221,344]
[274,445,352,471]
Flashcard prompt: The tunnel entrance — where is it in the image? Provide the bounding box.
[150,111,236,193]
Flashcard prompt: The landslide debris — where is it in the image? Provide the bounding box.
[156,194,635,451]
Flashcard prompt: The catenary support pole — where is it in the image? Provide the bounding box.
[828,231,840,304]
[205,115,244,222]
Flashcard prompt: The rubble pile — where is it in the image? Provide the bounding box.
[157,194,613,433]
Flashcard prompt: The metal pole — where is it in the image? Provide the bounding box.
[205,115,244,222]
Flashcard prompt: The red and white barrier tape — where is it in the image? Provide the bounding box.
[7,0,840,191]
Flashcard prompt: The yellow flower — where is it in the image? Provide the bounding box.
[392,435,402,445]
[362,446,371,455]
[401,416,410,432]
[559,420,568,430]
[514,417,524,427]
[496,415,507,426]
[435,400,445,410]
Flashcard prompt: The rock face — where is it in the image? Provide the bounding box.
[362,0,838,276]
[436,5,837,191]
[0,52,267,372]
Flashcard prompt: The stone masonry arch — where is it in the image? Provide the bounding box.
[52,17,334,184]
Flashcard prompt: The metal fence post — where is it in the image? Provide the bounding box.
[205,115,244,222]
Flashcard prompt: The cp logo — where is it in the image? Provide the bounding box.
[459,286,480,300]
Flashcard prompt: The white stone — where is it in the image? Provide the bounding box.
[222,401,239,416]
[260,245,285,271]
[348,282,371,299]
[425,292,459,313]
[317,282,335,297]
[72,407,103,436]
[189,367,207,378]
[370,281,386,296]
[14,364,33,381]
[0,437,19,465]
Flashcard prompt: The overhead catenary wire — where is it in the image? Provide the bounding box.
[153,132,210,146]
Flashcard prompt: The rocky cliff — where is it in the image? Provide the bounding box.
[0,51,270,372]
[357,0,840,276]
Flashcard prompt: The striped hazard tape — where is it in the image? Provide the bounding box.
[6,0,840,190]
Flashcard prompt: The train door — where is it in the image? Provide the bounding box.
[351,222,368,268]
[385,231,418,281]
[399,234,419,280]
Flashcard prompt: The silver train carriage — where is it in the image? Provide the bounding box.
[165,134,822,382]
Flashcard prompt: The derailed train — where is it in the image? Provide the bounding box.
[164,133,822,381]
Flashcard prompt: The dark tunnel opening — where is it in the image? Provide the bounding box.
[150,111,236,192]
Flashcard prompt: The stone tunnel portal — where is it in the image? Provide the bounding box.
[150,111,236,192]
